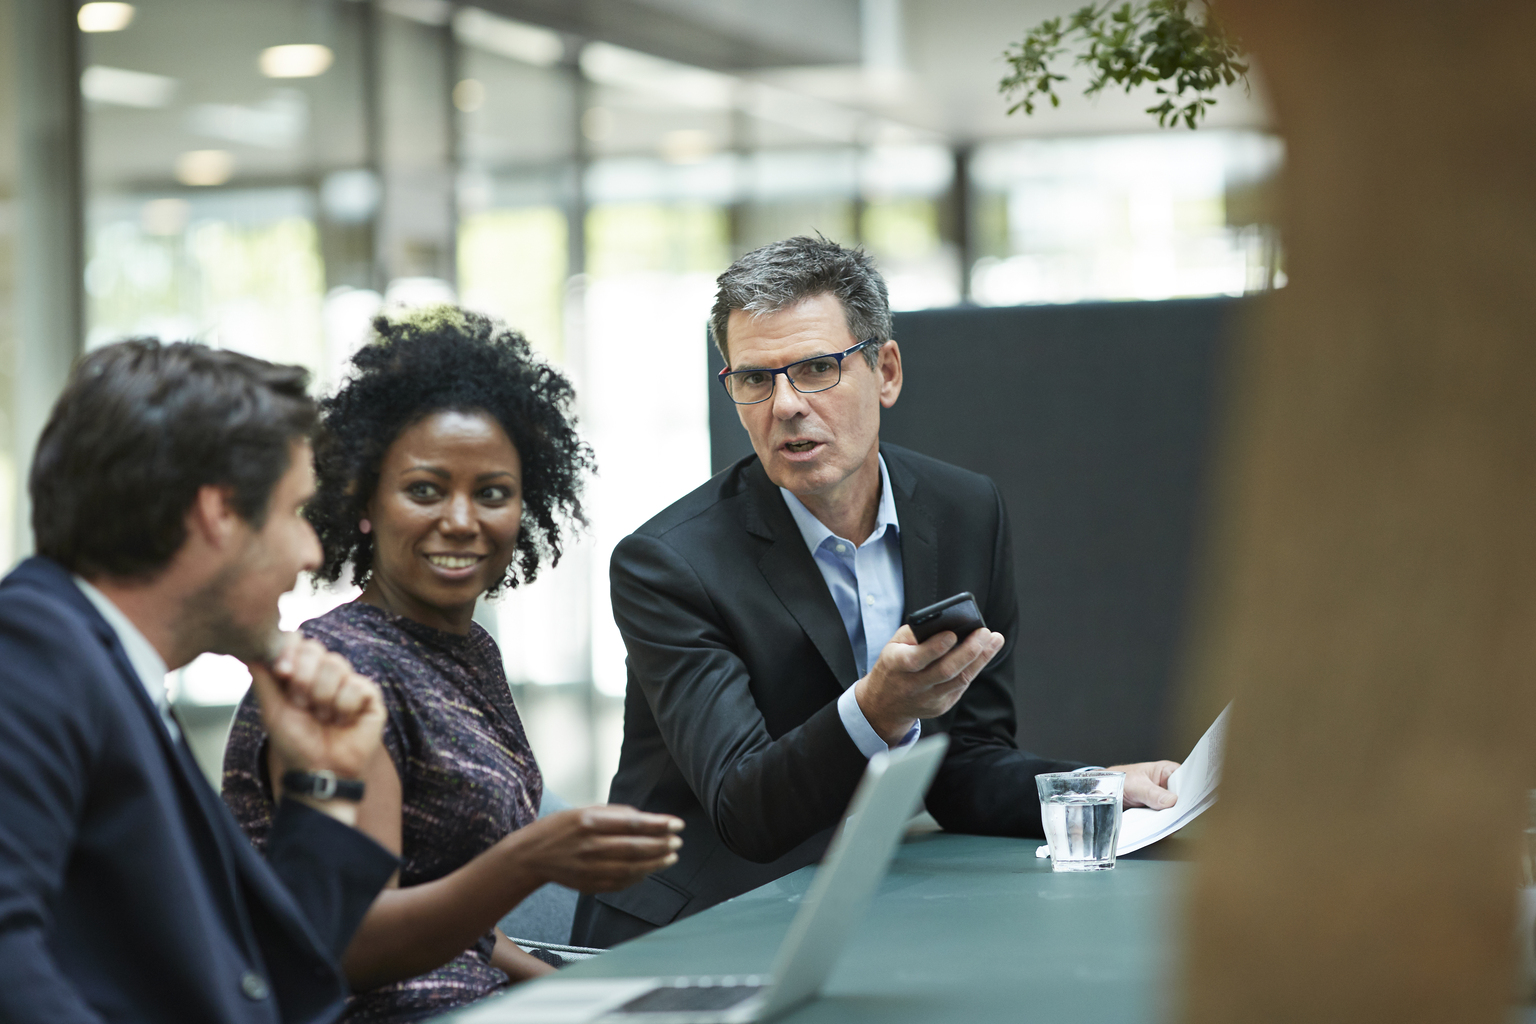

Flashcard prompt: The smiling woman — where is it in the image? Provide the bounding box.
[357,410,526,633]
[305,306,593,597]
[221,308,684,1024]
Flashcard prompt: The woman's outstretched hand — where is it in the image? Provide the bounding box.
[510,805,684,893]
[338,804,681,990]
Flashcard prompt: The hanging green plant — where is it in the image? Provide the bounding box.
[1000,0,1249,129]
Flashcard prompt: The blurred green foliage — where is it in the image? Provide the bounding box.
[1000,1,1249,129]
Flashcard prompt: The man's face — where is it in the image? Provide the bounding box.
[191,440,322,663]
[728,292,902,508]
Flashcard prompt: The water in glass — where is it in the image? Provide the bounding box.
[1041,792,1121,871]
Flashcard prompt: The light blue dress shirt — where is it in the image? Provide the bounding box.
[780,454,921,758]
[74,575,180,741]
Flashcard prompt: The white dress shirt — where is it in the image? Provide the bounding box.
[780,454,921,758]
[73,576,179,741]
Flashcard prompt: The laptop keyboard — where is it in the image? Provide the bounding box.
[616,983,764,1014]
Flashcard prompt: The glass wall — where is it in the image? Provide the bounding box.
[81,0,374,780]
[969,131,1283,305]
[72,0,1280,800]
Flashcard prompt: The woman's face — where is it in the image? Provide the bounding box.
[363,409,522,632]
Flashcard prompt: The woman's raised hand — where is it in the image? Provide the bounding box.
[509,805,684,893]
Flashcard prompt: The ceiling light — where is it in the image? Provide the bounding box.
[452,79,485,112]
[453,8,563,67]
[660,129,715,165]
[80,65,178,108]
[78,3,135,32]
[384,0,452,26]
[259,44,334,79]
[140,198,190,236]
[187,92,307,150]
[582,43,734,111]
[175,150,234,187]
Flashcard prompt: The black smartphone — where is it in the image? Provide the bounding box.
[906,592,987,644]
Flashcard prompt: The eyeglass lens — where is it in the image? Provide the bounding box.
[724,354,844,404]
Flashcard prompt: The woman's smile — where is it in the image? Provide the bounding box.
[423,552,487,579]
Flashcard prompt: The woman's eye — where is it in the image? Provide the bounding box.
[406,482,439,500]
[480,485,514,502]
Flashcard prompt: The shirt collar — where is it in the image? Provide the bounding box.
[780,452,900,553]
[73,575,170,709]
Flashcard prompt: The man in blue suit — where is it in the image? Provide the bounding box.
[0,340,400,1023]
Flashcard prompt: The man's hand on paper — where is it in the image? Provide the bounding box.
[1108,760,1181,810]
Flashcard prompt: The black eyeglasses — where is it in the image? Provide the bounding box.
[717,338,880,406]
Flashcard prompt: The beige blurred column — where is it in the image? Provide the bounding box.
[1182,3,1536,1022]
[9,0,80,562]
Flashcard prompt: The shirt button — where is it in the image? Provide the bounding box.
[835,543,848,554]
[240,971,269,1001]
[864,594,876,605]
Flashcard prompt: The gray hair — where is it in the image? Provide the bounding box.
[709,235,891,368]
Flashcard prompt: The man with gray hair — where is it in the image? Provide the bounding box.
[572,235,1179,947]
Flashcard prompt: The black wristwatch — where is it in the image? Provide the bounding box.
[281,769,366,803]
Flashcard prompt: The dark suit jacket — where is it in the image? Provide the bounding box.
[0,557,398,1024]
[572,444,1081,948]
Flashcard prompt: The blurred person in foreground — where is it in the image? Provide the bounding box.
[574,236,1182,947]
[0,340,400,1023]
[223,309,683,1024]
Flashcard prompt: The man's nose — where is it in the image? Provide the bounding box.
[770,375,809,419]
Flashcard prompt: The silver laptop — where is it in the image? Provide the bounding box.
[451,734,949,1024]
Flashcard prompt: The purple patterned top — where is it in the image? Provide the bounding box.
[223,601,543,1024]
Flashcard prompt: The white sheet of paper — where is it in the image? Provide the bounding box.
[1035,703,1232,859]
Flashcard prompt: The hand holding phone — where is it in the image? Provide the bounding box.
[857,592,1001,742]
[906,592,987,644]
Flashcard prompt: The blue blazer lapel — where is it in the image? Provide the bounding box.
[742,461,861,688]
[17,561,247,829]
[8,559,180,750]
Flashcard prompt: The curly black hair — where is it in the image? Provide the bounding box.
[307,307,594,593]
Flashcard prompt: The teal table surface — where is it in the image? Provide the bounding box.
[450,832,1189,1023]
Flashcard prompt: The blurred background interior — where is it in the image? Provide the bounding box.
[0,0,1278,806]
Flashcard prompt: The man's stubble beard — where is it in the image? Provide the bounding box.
[179,544,282,665]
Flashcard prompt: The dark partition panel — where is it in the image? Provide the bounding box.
[708,297,1238,765]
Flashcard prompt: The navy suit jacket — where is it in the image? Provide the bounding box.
[572,445,1081,948]
[0,557,398,1024]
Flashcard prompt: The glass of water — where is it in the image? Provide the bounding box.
[1036,771,1126,872]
